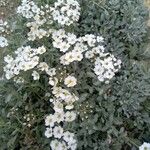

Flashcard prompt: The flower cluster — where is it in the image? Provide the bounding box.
[82,35,121,82]
[21,0,80,41]
[139,142,150,150]
[52,29,86,65]
[50,0,80,26]
[44,65,78,150]
[0,19,10,35]
[52,29,121,82]
[52,30,104,64]
[17,0,40,19]
[94,54,121,83]
[26,4,54,41]
[52,29,77,52]
[45,84,78,150]
[4,46,46,79]
[26,16,48,41]
[23,113,35,128]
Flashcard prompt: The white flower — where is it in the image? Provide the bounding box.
[0,36,8,47]
[64,75,77,87]
[50,140,67,150]
[139,142,150,150]
[94,65,104,76]
[67,33,77,45]
[54,112,64,123]
[52,87,63,98]
[65,111,76,122]
[68,143,77,150]
[38,62,49,72]
[63,131,75,144]
[17,0,40,19]
[63,52,74,64]
[97,36,104,42]
[64,93,78,104]
[82,34,96,47]
[60,54,71,65]
[74,52,83,61]
[60,42,71,53]
[53,126,63,139]
[104,71,115,79]
[63,52,76,63]
[37,46,46,54]
[73,42,88,53]
[32,71,40,80]
[45,127,53,138]
[45,114,55,127]
[60,141,68,150]
[85,51,95,59]
[50,139,61,150]
[59,89,71,100]
[53,101,64,113]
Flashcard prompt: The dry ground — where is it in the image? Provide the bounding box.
[0,0,19,19]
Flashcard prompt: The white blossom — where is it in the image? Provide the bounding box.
[37,46,46,54]
[38,62,49,72]
[63,131,75,144]
[54,112,64,123]
[45,114,55,127]
[50,140,67,150]
[64,75,77,87]
[50,139,61,150]
[0,36,8,47]
[53,101,64,113]
[17,0,40,18]
[45,127,53,138]
[53,126,64,139]
[65,111,76,122]
[4,46,46,79]
[50,0,80,26]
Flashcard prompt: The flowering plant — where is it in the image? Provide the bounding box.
[0,0,150,150]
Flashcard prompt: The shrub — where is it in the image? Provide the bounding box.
[0,0,150,150]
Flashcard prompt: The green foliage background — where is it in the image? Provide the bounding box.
[0,0,150,150]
